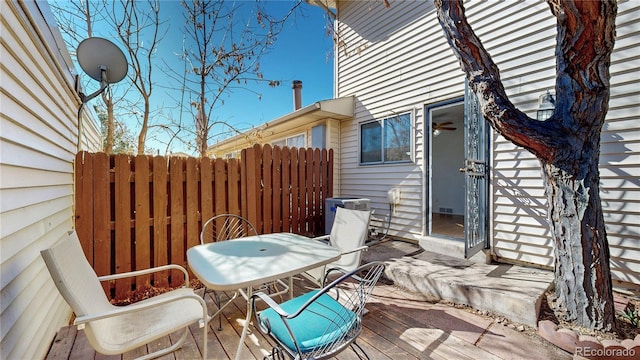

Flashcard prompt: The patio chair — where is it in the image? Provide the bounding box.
[303,207,371,286]
[200,213,259,245]
[252,261,386,360]
[40,230,208,360]
[200,213,290,329]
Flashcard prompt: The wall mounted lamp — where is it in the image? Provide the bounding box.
[537,90,555,121]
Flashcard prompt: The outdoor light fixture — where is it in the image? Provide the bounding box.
[76,37,128,103]
[537,90,555,120]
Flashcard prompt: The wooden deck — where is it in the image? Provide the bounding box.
[45,275,567,360]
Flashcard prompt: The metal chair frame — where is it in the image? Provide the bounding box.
[252,262,386,360]
[41,231,208,360]
[200,214,290,330]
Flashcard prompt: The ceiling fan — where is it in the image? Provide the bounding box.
[432,121,456,136]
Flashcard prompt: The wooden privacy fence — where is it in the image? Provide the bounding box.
[74,144,333,300]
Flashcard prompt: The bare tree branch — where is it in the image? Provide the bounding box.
[109,0,168,154]
[434,0,618,331]
[181,0,303,157]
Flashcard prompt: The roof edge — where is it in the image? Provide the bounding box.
[208,96,354,151]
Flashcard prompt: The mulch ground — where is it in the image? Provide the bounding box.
[539,289,640,341]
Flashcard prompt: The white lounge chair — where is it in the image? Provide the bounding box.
[41,230,208,360]
[303,207,371,286]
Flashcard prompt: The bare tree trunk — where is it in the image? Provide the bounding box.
[434,0,617,331]
[111,0,162,155]
[542,152,614,330]
[102,92,114,154]
[198,87,207,158]
[182,0,300,158]
[137,101,150,154]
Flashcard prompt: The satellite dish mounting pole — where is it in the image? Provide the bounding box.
[80,66,108,103]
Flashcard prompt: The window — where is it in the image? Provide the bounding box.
[273,133,306,149]
[360,112,411,164]
[311,125,326,149]
[223,151,240,159]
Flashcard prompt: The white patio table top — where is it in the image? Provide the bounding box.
[186,232,341,359]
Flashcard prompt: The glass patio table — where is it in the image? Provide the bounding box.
[187,232,341,360]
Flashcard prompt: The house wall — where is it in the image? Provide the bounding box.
[327,118,342,195]
[0,1,101,358]
[334,1,639,286]
[208,118,328,158]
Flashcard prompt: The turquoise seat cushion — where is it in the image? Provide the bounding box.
[258,290,357,353]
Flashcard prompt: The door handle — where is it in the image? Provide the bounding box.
[459,162,474,173]
[459,161,486,175]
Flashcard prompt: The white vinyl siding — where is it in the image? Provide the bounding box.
[599,2,640,283]
[336,0,447,241]
[326,119,341,195]
[334,0,639,286]
[469,1,556,266]
[0,1,101,359]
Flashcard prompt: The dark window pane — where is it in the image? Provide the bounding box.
[361,121,382,163]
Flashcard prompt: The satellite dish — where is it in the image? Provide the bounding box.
[76,37,127,102]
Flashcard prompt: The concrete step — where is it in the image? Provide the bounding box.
[363,240,554,328]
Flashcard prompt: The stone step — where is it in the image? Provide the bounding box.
[364,240,554,327]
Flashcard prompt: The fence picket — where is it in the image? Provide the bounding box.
[169,157,185,287]
[299,148,308,234]
[185,158,199,261]
[134,155,151,288]
[228,158,240,215]
[74,145,332,301]
[281,148,291,233]
[263,144,273,234]
[200,158,213,239]
[272,146,282,234]
[74,152,93,265]
[153,156,169,288]
[214,158,227,218]
[313,148,322,234]
[290,149,300,234]
[93,152,111,294]
[114,154,132,299]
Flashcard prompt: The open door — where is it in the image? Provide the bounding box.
[462,82,490,258]
[429,101,465,240]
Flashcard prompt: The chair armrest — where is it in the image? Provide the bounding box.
[251,291,292,334]
[311,235,330,242]
[252,292,290,317]
[97,264,190,285]
[325,267,349,278]
[340,245,368,255]
[74,291,208,327]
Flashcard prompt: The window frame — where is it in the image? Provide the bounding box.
[272,133,306,149]
[359,111,413,165]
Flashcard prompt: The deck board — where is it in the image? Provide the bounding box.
[44,275,519,360]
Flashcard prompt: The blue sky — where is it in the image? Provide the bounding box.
[155,1,335,129]
[53,0,334,155]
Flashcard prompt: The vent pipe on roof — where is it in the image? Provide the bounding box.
[292,80,302,111]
